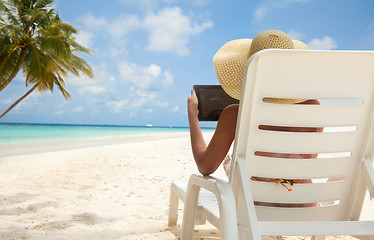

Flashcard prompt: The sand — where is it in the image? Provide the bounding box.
[0,132,218,239]
[0,132,373,240]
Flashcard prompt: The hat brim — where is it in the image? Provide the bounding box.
[213,37,310,100]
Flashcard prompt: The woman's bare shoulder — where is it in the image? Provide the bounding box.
[215,104,239,137]
[220,104,239,120]
[223,104,239,114]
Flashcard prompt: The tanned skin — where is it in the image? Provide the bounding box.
[188,89,238,175]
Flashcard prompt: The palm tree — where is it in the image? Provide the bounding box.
[0,0,93,119]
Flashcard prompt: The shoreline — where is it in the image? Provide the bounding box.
[0,131,191,158]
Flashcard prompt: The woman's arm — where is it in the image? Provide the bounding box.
[187,89,238,175]
[187,89,207,165]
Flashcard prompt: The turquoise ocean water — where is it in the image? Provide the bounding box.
[0,123,192,144]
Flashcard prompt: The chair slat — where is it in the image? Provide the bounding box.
[250,180,349,203]
[254,104,369,128]
[251,51,374,99]
[247,156,356,179]
[258,221,374,235]
[248,131,359,153]
[255,206,346,221]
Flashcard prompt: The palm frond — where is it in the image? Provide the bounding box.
[0,36,12,54]
[39,35,70,59]
[23,43,46,86]
[48,22,76,35]
[0,16,5,24]
[0,0,20,26]
[1,24,26,40]
[46,53,69,74]
[27,9,50,33]
[55,72,71,99]
[34,0,54,9]
[0,46,21,82]
[34,60,72,100]
[68,54,93,77]
[69,40,94,55]
[48,55,72,76]
[41,42,93,78]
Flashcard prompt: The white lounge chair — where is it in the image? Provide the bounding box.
[168,49,374,240]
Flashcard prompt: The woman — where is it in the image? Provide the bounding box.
[187,30,316,177]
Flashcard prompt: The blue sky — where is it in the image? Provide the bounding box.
[1,0,374,127]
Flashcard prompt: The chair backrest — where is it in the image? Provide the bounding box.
[231,49,374,221]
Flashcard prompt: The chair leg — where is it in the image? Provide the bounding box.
[195,206,207,225]
[181,184,200,240]
[168,187,179,227]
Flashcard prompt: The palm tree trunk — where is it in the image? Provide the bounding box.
[0,49,26,92]
[0,83,39,119]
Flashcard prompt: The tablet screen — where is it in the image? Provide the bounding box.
[193,85,239,121]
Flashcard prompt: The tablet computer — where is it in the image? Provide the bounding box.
[193,85,239,121]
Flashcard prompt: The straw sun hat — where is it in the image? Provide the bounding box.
[213,29,309,102]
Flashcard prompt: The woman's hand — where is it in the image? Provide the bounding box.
[187,89,199,116]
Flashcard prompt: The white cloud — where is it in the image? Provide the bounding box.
[77,7,212,56]
[69,64,115,98]
[255,7,268,21]
[75,30,94,48]
[254,0,309,21]
[79,14,108,31]
[2,97,14,105]
[118,62,173,90]
[131,91,157,108]
[287,30,306,41]
[73,106,83,112]
[162,71,173,86]
[118,0,175,11]
[107,15,141,41]
[66,61,173,115]
[172,106,179,112]
[78,86,107,95]
[78,14,134,54]
[13,74,24,83]
[308,36,338,50]
[68,74,95,87]
[107,100,129,113]
[105,90,167,115]
[7,91,43,112]
[131,90,169,109]
[67,7,212,117]
[146,64,162,78]
[143,7,213,55]
[54,110,64,115]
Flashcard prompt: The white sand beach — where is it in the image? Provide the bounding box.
[0,132,373,240]
[0,132,217,239]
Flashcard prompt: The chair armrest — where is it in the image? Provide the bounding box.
[182,174,238,240]
[187,174,237,223]
[363,157,374,200]
[187,174,234,199]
